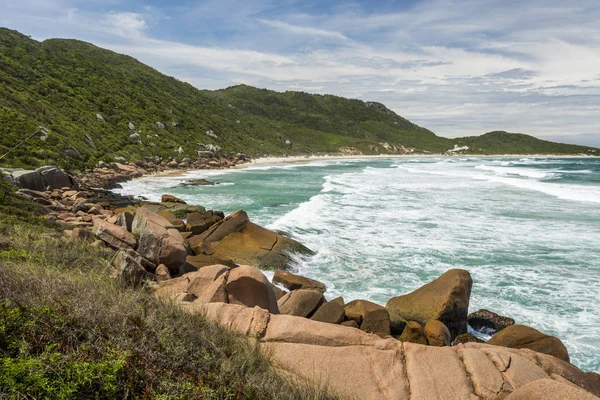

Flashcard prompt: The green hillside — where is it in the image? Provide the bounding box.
[0,28,596,170]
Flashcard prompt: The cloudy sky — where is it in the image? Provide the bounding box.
[2,0,600,145]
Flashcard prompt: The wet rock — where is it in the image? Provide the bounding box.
[468,309,515,334]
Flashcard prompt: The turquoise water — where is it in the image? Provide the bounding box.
[116,157,600,372]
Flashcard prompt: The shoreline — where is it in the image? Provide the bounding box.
[140,152,598,180]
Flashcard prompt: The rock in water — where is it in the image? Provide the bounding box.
[468,309,515,334]
[188,210,314,270]
[385,269,472,340]
[273,270,326,292]
[488,325,570,362]
[131,207,187,273]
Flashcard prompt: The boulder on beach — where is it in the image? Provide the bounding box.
[386,269,472,339]
[488,324,570,362]
[188,210,314,270]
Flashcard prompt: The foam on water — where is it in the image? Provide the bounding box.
[117,156,600,372]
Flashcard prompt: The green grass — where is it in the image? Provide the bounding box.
[0,176,335,399]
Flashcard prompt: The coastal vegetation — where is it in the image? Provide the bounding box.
[0,28,596,171]
[0,176,332,399]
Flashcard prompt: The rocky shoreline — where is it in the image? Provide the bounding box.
[2,164,599,399]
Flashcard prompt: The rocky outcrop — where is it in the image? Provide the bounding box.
[180,301,600,400]
[488,325,570,362]
[2,166,78,191]
[187,210,314,270]
[386,269,473,339]
[469,309,516,334]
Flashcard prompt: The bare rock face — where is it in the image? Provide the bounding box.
[132,207,187,273]
[277,289,324,318]
[161,194,186,204]
[424,320,451,346]
[386,269,472,340]
[92,219,136,250]
[272,270,326,292]
[488,325,570,362]
[188,210,314,270]
[344,299,391,338]
[225,265,279,314]
[187,264,231,298]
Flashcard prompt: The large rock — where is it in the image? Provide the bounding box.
[272,270,326,292]
[10,170,45,191]
[188,210,314,270]
[161,194,186,204]
[178,302,599,400]
[37,166,78,189]
[488,325,570,362]
[424,320,451,346]
[132,207,187,273]
[386,269,472,339]
[277,289,324,317]
[310,300,345,324]
[468,309,515,333]
[92,219,136,250]
[225,265,279,313]
[344,299,391,338]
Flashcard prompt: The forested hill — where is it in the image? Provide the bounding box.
[0,28,596,170]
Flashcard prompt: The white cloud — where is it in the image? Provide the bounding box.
[105,12,148,38]
[257,19,348,40]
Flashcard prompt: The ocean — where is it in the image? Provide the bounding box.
[115,156,600,372]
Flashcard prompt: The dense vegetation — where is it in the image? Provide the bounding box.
[0,28,596,170]
[0,176,334,399]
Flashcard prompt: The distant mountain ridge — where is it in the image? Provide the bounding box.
[0,28,596,170]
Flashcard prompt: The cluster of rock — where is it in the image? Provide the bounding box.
[154,263,599,399]
[77,154,249,189]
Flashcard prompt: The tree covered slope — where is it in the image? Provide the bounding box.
[0,28,596,170]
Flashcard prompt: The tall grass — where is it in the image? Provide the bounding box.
[0,178,335,399]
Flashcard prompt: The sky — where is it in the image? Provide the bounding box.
[2,0,600,145]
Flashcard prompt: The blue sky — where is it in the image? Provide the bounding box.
[2,0,600,145]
